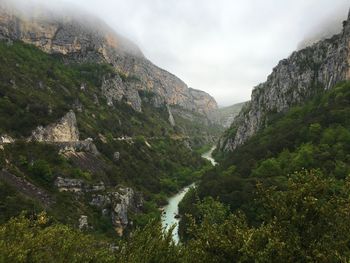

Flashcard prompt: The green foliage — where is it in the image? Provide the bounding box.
[171,106,224,150]
[0,41,115,137]
[198,81,350,220]
[0,40,211,235]
[116,221,180,263]
[0,213,115,263]
[2,170,350,262]
[29,159,53,184]
[0,181,42,224]
[183,170,350,262]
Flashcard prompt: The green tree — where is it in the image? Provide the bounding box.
[0,213,115,263]
[183,170,350,262]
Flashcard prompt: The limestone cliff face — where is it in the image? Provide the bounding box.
[221,10,350,151]
[55,176,143,236]
[30,110,79,142]
[218,102,246,128]
[90,187,143,236]
[189,88,219,122]
[0,3,218,121]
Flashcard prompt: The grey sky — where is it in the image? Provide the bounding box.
[12,0,350,106]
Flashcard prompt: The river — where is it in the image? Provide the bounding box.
[161,146,217,243]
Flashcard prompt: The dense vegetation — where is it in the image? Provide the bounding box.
[180,81,350,221]
[1,36,350,262]
[171,105,224,149]
[0,40,210,234]
[2,169,350,262]
[0,41,178,138]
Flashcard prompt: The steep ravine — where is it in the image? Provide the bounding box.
[161,146,217,242]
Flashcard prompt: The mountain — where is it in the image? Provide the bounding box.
[0,1,218,120]
[2,3,350,262]
[220,9,350,152]
[218,102,246,128]
[177,10,350,259]
[0,2,221,237]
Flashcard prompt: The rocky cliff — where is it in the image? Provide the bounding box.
[218,102,246,128]
[221,10,350,151]
[30,110,79,142]
[55,177,143,236]
[0,1,218,121]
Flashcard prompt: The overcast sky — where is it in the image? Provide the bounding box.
[12,0,350,106]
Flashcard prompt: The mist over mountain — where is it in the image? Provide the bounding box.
[1,1,350,261]
[0,0,143,57]
[297,7,348,49]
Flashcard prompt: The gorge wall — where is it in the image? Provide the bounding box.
[0,1,218,122]
[221,10,350,151]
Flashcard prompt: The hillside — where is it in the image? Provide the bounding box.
[0,1,219,121]
[218,102,246,128]
[1,2,350,262]
[220,10,350,151]
[0,38,217,236]
[176,81,350,260]
[0,1,224,238]
[194,81,350,213]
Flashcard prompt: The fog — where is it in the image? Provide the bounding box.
[3,0,349,106]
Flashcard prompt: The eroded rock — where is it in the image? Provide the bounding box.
[0,3,218,120]
[113,152,120,162]
[55,177,84,193]
[30,110,79,142]
[90,187,143,236]
[58,139,100,156]
[222,12,350,151]
[54,176,105,193]
[79,215,88,230]
[0,134,14,144]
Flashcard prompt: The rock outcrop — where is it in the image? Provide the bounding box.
[221,10,350,151]
[30,110,79,142]
[189,88,219,122]
[78,215,89,230]
[54,175,142,236]
[218,102,246,128]
[113,152,120,162]
[58,139,100,156]
[55,176,105,193]
[0,2,218,121]
[0,134,14,144]
[167,105,176,126]
[90,187,143,236]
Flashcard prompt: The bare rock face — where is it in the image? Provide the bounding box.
[90,187,143,236]
[54,174,142,236]
[0,3,218,120]
[54,176,105,193]
[166,105,176,126]
[218,102,246,128]
[221,11,350,151]
[55,177,84,193]
[78,215,89,230]
[189,88,219,122]
[0,134,14,144]
[58,139,100,156]
[30,110,79,142]
[113,152,120,162]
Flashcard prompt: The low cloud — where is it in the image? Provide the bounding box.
[4,0,349,106]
